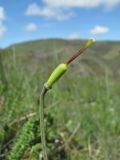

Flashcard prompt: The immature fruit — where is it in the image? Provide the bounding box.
[44,64,68,89]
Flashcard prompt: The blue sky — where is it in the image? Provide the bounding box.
[0,0,120,48]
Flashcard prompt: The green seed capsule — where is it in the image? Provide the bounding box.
[44,63,68,89]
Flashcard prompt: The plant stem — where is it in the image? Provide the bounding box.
[39,87,48,160]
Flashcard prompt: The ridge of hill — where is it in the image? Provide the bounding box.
[1,39,120,77]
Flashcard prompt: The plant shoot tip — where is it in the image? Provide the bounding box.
[86,38,95,48]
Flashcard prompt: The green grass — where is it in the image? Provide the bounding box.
[0,39,120,159]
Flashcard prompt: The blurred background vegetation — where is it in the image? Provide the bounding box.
[0,39,120,159]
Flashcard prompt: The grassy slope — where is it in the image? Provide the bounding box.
[5,39,120,77]
[0,39,120,159]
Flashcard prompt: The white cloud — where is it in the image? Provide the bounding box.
[24,23,38,32]
[0,6,6,37]
[0,6,6,21]
[0,22,7,37]
[43,0,120,8]
[90,25,110,35]
[25,0,120,21]
[67,33,80,40]
[25,3,74,21]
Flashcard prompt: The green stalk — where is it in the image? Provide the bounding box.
[39,38,95,159]
[39,87,48,160]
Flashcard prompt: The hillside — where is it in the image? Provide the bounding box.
[2,39,120,78]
